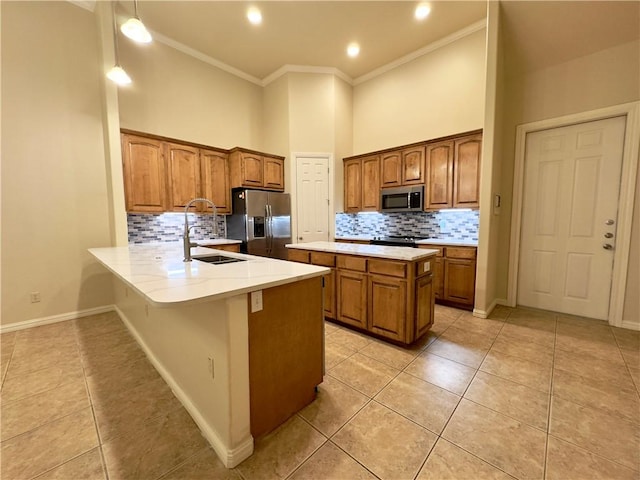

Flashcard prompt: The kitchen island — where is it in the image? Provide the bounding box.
[89,242,329,468]
[286,241,439,344]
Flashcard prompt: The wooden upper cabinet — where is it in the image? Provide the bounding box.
[122,134,167,213]
[380,151,402,188]
[263,155,284,190]
[401,146,425,185]
[425,140,454,210]
[238,152,263,187]
[344,158,362,212]
[361,155,380,211]
[166,143,201,212]
[453,134,482,208]
[200,149,230,214]
[229,148,285,191]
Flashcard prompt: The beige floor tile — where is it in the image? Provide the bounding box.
[359,340,418,370]
[93,376,183,442]
[480,350,552,393]
[1,378,90,441]
[409,330,438,351]
[546,435,639,480]
[0,407,98,480]
[552,369,640,426]
[434,305,464,321]
[34,447,106,480]
[289,442,377,480]
[549,396,640,471]
[1,352,12,384]
[629,365,640,392]
[612,327,640,351]
[80,340,147,378]
[298,375,369,437]
[326,328,372,352]
[405,351,476,395]
[555,332,625,363]
[324,341,356,370]
[508,307,557,323]
[555,320,615,343]
[11,333,77,358]
[1,359,84,403]
[556,313,609,328]
[464,371,549,430]
[16,321,76,342]
[426,326,493,368]
[324,321,341,336]
[159,447,242,480]
[76,328,137,355]
[235,415,326,480]
[620,347,640,367]
[554,348,634,389]
[375,372,460,434]
[73,312,127,340]
[499,323,556,348]
[452,312,504,337]
[7,343,81,378]
[102,407,209,480]
[333,401,437,480]
[442,399,546,480]
[417,438,514,480]
[328,352,399,397]
[488,305,513,320]
[490,333,554,368]
[1,331,17,347]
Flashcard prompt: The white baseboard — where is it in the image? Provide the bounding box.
[113,306,253,468]
[621,319,640,331]
[472,298,509,319]
[0,305,116,334]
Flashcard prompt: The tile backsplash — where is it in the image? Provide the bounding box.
[128,213,227,244]
[335,210,479,240]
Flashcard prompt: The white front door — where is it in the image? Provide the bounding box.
[296,156,330,243]
[517,116,626,320]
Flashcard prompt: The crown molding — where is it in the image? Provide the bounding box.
[353,18,488,85]
[67,0,96,12]
[262,65,353,87]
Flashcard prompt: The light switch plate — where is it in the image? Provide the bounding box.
[251,290,263,312]
[423,261,431,273]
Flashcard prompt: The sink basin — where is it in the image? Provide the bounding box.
[193,255,246,265]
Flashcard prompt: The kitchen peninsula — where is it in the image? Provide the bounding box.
[286,242,439,344]
[89,242,329,468]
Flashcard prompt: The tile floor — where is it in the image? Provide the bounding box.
[1,305,639,480]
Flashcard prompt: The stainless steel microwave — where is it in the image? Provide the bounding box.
[380,185,424,212]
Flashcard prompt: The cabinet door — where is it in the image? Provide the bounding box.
[361,155,380,211]
[166,143,201,212]
[241,153,263,187]
[337,270,367,329]
[425,141,454,210]
[122,134,167,212]
[368,275,406,342]
[433,257,444,300]
[380,151,402,188]
[263,156,284,191]
[344,159,362,212]
[453,134,482,208]
[200,149,230,214]
[323,269,337,320]
[444,258,476,305]
[402,146,425,185]
[415,274,434,339]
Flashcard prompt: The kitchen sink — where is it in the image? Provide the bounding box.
[192,255,247,265]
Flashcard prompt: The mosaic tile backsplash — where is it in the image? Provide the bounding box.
[335,210,479,240]
[128,213,227,244]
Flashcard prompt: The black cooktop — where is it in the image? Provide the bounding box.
[370,235,426,247]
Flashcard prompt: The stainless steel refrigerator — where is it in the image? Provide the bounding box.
[227,188,292,260]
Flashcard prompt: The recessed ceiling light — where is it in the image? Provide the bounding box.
[347,43,360,58]
[247,7,262,25]
[415,3,431,20]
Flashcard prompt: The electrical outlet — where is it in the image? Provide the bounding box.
[30,292,41,303]
[251,290,263,312]
[208,357,215,379]
[423,261,431,273]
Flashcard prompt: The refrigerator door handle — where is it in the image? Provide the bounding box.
[265,204,272,255]
[268,204,273,254]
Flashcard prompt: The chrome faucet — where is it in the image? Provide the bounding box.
[183,197,218,262]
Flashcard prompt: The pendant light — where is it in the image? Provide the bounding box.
[106,2,132,86]
[120,0,152,43]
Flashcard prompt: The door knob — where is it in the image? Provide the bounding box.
[603,244,613,250]
[298,236,303,241]
[604,233,614,238]
[605,219,615,225]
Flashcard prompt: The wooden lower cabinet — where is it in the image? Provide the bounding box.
[336,270,368,329]
[444,258,476,305]
[433,257,444,300]
[415,275,435,338]
[323,269,336,319]
[203,243,240,253]
[368,275,406,342]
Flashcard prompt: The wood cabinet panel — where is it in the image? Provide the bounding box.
[288,249,311,263]
[380,151,402,188]
[402,146,425,185]
[122,134,167,213]
[433,257,444,300]
[310,252,336,267]
[453,134,482,208]
[444,258,476,305]
[323,268,336,319]
[344,159,362,212]
[447,247,477,259]
[415,275,434,339]
[240,153,263,187]
[337,255,367,272]
[200,149,230,214]
[368,259,407,278]
[368,275,406,342]
[264,156,284,190]
[361,155,380,211]
[425,141,454,210]
[203,243,240,253]
[337,270,367,329]
[166,143,201,212]
[229,149,285,191]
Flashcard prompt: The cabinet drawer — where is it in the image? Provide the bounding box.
[415,258,434,277]
[419,245,444,257]
[368,259,407,278]
[311,252,336,267]
[287,249,310,263]
[337,255,367,272]
[446,247,477,259]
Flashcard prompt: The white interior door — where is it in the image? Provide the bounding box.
[296,156,330,243]
[518,116,626,320]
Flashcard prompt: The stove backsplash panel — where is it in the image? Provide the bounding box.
[128,213,227,244]
[335,210,479,241]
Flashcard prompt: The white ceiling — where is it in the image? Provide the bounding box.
[111,1,640,84]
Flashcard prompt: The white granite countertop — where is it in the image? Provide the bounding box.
[90,242,329,307]
[286,241,438,261]
[415,239,478,247]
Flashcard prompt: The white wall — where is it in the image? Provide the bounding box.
[353,29,487,154]
[1,1,114,327]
